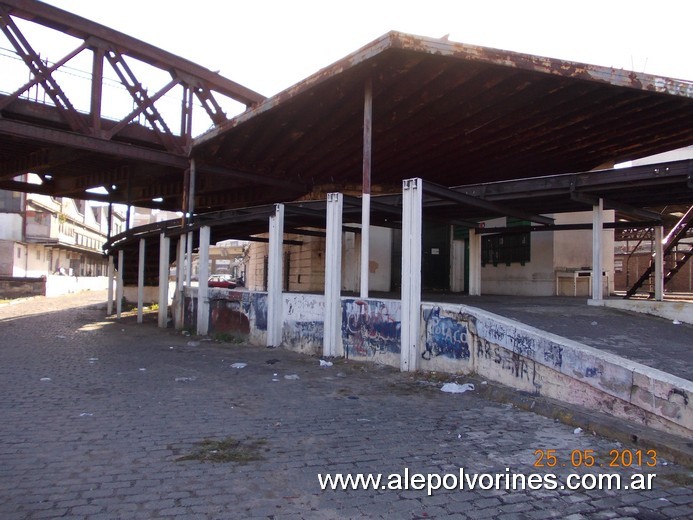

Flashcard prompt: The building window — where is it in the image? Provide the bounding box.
[481,218,531,266]
[17,248,21,259]
[0,190,22,212]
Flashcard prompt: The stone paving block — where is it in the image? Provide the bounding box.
[0,291,691,520]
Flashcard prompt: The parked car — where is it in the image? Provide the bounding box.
[207,274,237,289]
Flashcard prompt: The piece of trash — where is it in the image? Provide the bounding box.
[79,413,93,417]
[319,359,333,367]
[182,331,190,337]
[481,381,488,385]
[271,378,280,382]
[336,372,346,378]
[169,346,174,350]
[88,357,98,363]
[187,341,200,347]
[139,368,146,372]
[175,376,196,382]
[458,434,462,439]
[231,363,247,369]
[357,418,371,422]
[266,359,280,365]
[284,374,300,380]
[441,382,475,394]
[672,319,681,325]
[40,377,51,382]
[574,427,583,435]
[590,321,598,326]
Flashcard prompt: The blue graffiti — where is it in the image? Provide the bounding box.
[253,293,267,331]
[342,299,400,357]
[422,307,470,360]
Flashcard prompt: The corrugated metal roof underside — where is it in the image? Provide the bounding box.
[193,32,693,208]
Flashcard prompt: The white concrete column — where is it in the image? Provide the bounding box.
[116,249,124,318]
[360,78,373,299]
[591,198,604,301]
[185,231,193,287]
[174,235,186,330]
[197,226,211,335]
[654,225,664,301]
[106,254,114,315]
[267,204,284,347]
[158,233,170,328]
[401,178,422,372]
[137,238,145,324]
[468,229,482,296]
[324,193,343,357]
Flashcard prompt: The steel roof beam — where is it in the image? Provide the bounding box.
[569,192,663,222]
[422,180,554,225]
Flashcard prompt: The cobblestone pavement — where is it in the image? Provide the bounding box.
[0,292,691,519]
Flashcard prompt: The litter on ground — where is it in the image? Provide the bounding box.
[440,382,475,394]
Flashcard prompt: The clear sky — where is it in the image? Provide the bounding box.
[34,0,693,98]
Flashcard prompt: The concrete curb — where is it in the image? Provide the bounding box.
[460,374,693,468]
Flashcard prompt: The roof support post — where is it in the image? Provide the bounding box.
[158,232,170,328]
[185,159,196,288]
[654,225,664,301]
[267,204,284,347]
[360,77,372,299]
[174,235,186,330]
[468,229,482,296]
[106,254,114,315]
[401,178,422,372]
[196,226,210,335]
[324,193,343,358]
[137,238,145,324]
[116,249,124,318]
[591,198,604,301]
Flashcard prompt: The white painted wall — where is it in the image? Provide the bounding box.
[0,214,22,241]
[368,226,392,292]
[480,218,556,296]
[341,231,360,292]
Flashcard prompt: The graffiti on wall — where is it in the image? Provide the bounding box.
[342,299,400,357]
[210,299,250,334]
[253,293,267,331]
[282,294,325,350]
[422,306,471,360]
[476,337,536,383]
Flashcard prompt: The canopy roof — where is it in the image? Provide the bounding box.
[192,31,693,210]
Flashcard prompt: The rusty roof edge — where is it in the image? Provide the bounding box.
[192,31,400,148]
[387,31,693,98]
[193,29,693,151]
